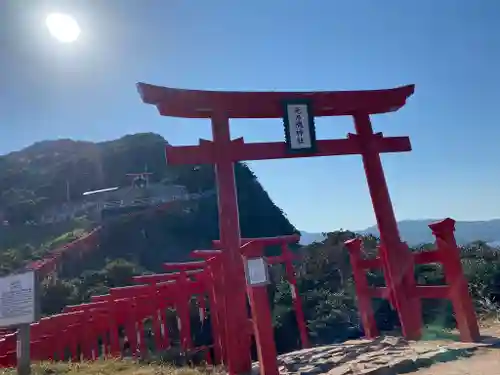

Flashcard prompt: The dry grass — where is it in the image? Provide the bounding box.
[0,359,223,375]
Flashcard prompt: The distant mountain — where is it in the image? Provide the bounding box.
[301,219,500,246]
[361,219,500,246]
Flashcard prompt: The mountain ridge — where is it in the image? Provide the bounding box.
[301,218,500,245]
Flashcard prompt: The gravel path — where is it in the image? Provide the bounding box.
[411,348,500,375]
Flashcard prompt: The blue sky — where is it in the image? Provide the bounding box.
[1,0,499,232]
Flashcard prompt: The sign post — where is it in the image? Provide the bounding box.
[242,242,278,375]
[16,324,30,375]
[0,271,39,375]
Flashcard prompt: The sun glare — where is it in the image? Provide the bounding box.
[46,13,81,43]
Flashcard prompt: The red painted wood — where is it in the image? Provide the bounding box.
[280,243,310,348]
[137,83,414,118]
[353,114,421,340]
[163,261,206,271]
[344,239,379,339]
[165,136,411,165]
[429,219,480,342]
[213,235,300,248]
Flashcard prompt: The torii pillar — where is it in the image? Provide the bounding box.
[137,83,422,373]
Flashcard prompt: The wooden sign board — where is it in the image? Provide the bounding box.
[0,271,39,328]
[245,257,271,286]
[0,271,40,375]
[282,100,317,154]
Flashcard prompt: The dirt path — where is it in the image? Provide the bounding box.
[411,348,500,375]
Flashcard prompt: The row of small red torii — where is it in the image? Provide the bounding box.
[0,235,305,366]
[23,201,178,281]
[0,221,478,373]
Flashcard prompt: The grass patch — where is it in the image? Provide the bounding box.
[0,359,223,375]
[421,325,461,341]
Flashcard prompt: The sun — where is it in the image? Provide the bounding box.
[46,13,81,43]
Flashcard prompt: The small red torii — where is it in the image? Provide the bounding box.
[132,271,205,352]
[211,234,310,350]
[89,295,142,356]
[344,218,479,342]
[184,255,229,364]
[107,284,172,356]
[160,263,209,322]
[63,302,111,360]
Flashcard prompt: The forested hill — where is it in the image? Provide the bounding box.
[0,132,298,280]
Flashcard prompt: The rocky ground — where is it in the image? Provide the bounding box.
[258,326,500,375]
[411,348,500,375]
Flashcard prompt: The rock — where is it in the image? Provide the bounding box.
[411,352,435,369]
[326,365,353,375]
[359,367,392,375]
[311,352,335,361]
[344,339,373,346]
[283,362,302,372]
[380,336,408,347]
[325,347,347,356]
[329,354,349,364]
[390,358,417,373]
[356,351,389,362]
[297,364,323,375]
[316,361,336,372]
[371,359,392,366]
[275,334,486,375]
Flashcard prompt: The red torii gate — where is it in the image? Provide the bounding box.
[63,301,112,360]
[181,257,229,364]
[161,263,209,322]
[212,234,310,349]
[136,83,422,374]
[345,218,479,342]
[107,283,184,356]
[132,271,206,352]
[92,284,176,354]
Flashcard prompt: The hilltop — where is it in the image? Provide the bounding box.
[0,132,297,248]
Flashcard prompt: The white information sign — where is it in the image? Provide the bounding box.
[0,271,36,327]
[283,101,316,152]
[245,257,270,286]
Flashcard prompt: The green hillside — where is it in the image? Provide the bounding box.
[0,133,297,313]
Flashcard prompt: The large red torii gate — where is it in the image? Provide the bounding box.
[137,83,420,374]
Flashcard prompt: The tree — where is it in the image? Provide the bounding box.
[103,258,139,287]
[40,279,78,315]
